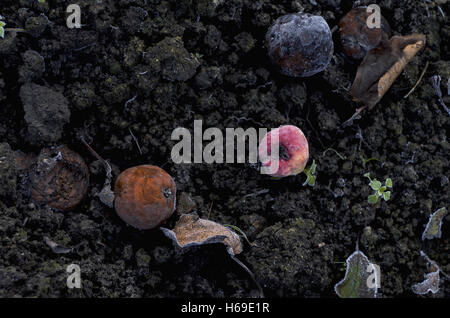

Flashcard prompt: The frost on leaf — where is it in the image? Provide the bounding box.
[335,250,379,298]
[161,213,242,256]
[97,183,114,208]
[412,251,440,295]
[422,207,447,241]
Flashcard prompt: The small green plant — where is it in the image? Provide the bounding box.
[303,160,317,187]
[360,154,380,168]
[0,15,5,38]
[364,172,392,204]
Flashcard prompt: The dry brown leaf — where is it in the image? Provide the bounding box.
[161,213,264,297]
[161,213,243,255]
[350,34,426,109]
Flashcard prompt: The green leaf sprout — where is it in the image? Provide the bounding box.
[364,173,392,204]
[360,155,380,168]
[303,160,317,187]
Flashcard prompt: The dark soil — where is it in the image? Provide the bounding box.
[0,0,449,298]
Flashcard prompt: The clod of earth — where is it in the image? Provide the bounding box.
[145,37,200,82]
[258,125,309,178]
[28,145,89,211]
[20,83,70,146]
[349,34,426,110]
[0,143,17,200]
[338,6,391,60]
[266,13,333,77]
[114,165,176,230]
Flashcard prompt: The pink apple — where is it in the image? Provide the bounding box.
[258,125,309,177]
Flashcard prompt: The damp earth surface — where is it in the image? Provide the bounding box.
[0,0,449,297]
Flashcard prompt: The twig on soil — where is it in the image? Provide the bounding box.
[405,152,415,165]
[342,106,367,127]
[437,6,445,18]
[401,142,416,166]
[73,42,96,52]
[403,61,429,99]
[207,201,214,220]
[431,75,450,116]
[355,125,371,151]
[322,148,346,160]
[128,128,143,155]
[244,189,269,198]
[124,94,138,112]
[4,28,27,33]
[332,82,352,94]
[81,137,110,172]
[80,137,114,208]
[229,254,264,298]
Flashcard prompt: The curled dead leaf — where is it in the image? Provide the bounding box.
[161,213,264,297]
[350,34,426,110]
[161,213,242,255]
[412,251,441,295]
[422,207,447,241]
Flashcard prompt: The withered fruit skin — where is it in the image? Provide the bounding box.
[266,13,334,77]
[339,6,391,60]
[114,165,176,230]
[29,145,89,211]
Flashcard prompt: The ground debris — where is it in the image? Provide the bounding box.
[411,251,441,295]
[350,34,426,110]
[161,213,242,255]
[431,75,450,116]
[81,137,114,208]
[44,236,72,254]
[161,213,264,297]
[334,248,379,298]
[422,207,447,241]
